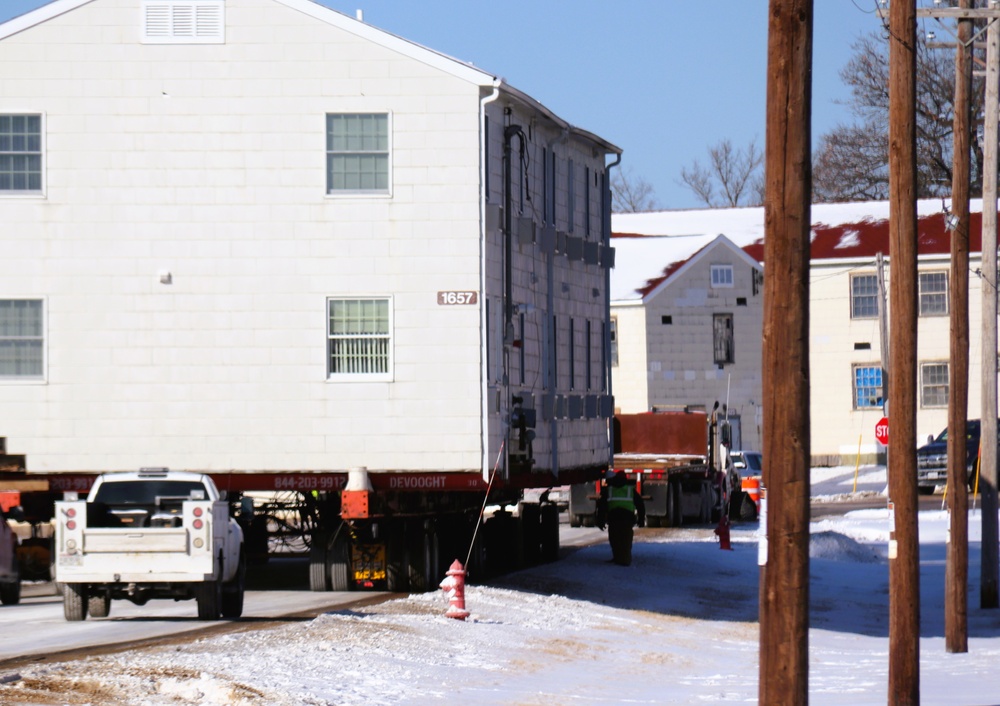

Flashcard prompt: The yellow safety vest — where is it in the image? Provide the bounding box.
[607,484,635,512]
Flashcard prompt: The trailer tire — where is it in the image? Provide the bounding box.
[739,494,758,522]
[699,482,712,524]
[221,550,246,619]
[568,507,582,528]
[0,558,20,606]
[520,503,541,566]
[195,580,222,620]
[666,482,682,528]
[645,515,662,528]
[328,533,350,592]
[309,533,331,592]
[87,592,110,618]
[63,583,87,621]
[540,504,560,563]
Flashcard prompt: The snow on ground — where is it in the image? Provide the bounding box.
[5,472,1000,705]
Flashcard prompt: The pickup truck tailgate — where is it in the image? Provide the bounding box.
[83,528,189,553]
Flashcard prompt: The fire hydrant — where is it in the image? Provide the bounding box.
[715,514,733,551]
[439,559,470,620]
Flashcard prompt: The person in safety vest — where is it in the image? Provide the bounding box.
[597,470,645,566]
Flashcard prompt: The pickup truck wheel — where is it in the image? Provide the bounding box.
[63,583,88,621]
[739,494,758,522]
[195,581,221,620]
[88,592,111,618]
[221,551,246,619]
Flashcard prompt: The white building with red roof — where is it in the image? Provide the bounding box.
[612,199,991,466]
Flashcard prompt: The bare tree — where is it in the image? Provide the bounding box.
[611,166,659,213]
[679,138,764,208]
[813,30,984,202]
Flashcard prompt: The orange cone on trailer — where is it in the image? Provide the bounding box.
[439,560,470,620]
[742,477,761,514]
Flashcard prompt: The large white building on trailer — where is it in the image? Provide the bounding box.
[0,0,621,487]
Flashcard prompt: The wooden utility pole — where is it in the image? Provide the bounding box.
[760,1,812,704]
[887,1,920,703]
[946,0,972,655]
[982,2,1000,611]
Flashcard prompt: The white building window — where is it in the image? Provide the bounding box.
[327,298,392,380]
[919,271,948,316]
[851,273,879,319]
[852,365,883,409]
[609,316,618,368]
[921,362,949,408]
[326,114,390,194]
[142,1,225,44]
[0,299,43,379]
[713,313,734,364]
[710,265,734,288]
[0,115,42,192]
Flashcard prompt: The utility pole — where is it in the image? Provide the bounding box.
[946,0,972,654]
[887,0,920,703]
[760,1,812,704]
[982,0,1000,611]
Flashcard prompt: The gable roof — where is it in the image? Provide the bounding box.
[611,198,987,302]
[1,0,620,155]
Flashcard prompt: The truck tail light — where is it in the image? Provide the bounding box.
[193,519,203,530]
[66,520,76,530]
[66,507,76,518]
[193,507,203,517]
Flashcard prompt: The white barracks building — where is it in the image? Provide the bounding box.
[0,0,621,482]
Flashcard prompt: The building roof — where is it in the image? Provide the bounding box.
[0,0,620,155]
[611,198,987,303]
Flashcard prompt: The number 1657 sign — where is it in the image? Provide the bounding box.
[437,291,478,305]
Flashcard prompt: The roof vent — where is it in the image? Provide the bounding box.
[142,0,225,44]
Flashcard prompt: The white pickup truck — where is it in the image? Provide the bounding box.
[54,468,245,621]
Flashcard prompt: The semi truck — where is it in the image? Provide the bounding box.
[569,409,742,528]
[53,469,245,621]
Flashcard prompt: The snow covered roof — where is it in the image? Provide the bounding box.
[611,198,986,303]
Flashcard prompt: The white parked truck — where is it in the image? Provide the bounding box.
[53,468,245,621]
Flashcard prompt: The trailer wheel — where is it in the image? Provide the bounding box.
[63,583,88,621]
[520,503,541,566]
[328,532,350,592]
[308,532,331,592]
[87,592,110,618]
[221,549,246,619]
[568,506,582,528]
[666,482,682,528]
[645,515,662,529]
[195,580,222,620]
[0,557,20,605]
[699,482,712,524]
[540,504,560,563]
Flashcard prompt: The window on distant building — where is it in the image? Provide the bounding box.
[713,313,734,365]
[851,273,879,319]
[853,365,883,409]
[921,361,949,408]
[609,316,619,367]
[326,113,390,194]
[0,115,42,193]
[919,271,948,316]
[710,264,734,288]
[0,299,43,379]
[142,0,225,43]
[326,298,392,380]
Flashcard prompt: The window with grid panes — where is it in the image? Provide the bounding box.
[918,271,948,316]
[851,274,879,318]
[921,362,949,407]
[326,114,389,194]
[0,299,43,378]
[327,298,391,379]
[0,115,42,192]
[853,365,883,409]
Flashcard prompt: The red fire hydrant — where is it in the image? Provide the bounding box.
[715,514,733,551]
[439,559,470,620]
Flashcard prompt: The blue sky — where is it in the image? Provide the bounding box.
[1,0,896,209]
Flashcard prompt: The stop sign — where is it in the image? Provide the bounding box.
[875,417,889,445]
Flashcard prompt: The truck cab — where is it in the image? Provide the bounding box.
[915,420,993,494]
[0,502,21,605]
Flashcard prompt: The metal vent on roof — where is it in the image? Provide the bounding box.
[142,1,225,44]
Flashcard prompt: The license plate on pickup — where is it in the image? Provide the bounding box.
[58,554,83,566]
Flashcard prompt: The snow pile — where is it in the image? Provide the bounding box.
[3,507,1000,705]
